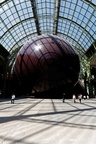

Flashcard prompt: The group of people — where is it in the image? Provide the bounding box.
[62,92,89,103]
[73,94,89,103]
[73,94,82,103]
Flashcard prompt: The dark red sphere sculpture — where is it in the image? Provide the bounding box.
[12,34,80,98]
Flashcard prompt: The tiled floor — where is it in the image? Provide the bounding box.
[0,98,96,144]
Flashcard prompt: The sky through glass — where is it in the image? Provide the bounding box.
[0,0,96,60]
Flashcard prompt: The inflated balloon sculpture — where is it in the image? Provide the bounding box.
[12,34,80,98]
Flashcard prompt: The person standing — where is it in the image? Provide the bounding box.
[62,93,65,103]
[78,94,82,103]
[11,93,15,104]
[73,94,76,103]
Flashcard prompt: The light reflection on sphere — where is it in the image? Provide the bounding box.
[12,34,80,96]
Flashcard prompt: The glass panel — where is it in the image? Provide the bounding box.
[0,0,95,56]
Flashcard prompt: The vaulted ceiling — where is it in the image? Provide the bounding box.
[0,0,96,72]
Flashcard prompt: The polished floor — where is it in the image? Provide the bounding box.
[0,97,96,144]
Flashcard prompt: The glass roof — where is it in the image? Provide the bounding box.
[0,0,96,59]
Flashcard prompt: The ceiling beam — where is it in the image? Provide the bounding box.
[81,0,96,9]
[53,0,60,35]
[30,0,41,35]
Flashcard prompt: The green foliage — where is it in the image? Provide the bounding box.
[80,56,90,78]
